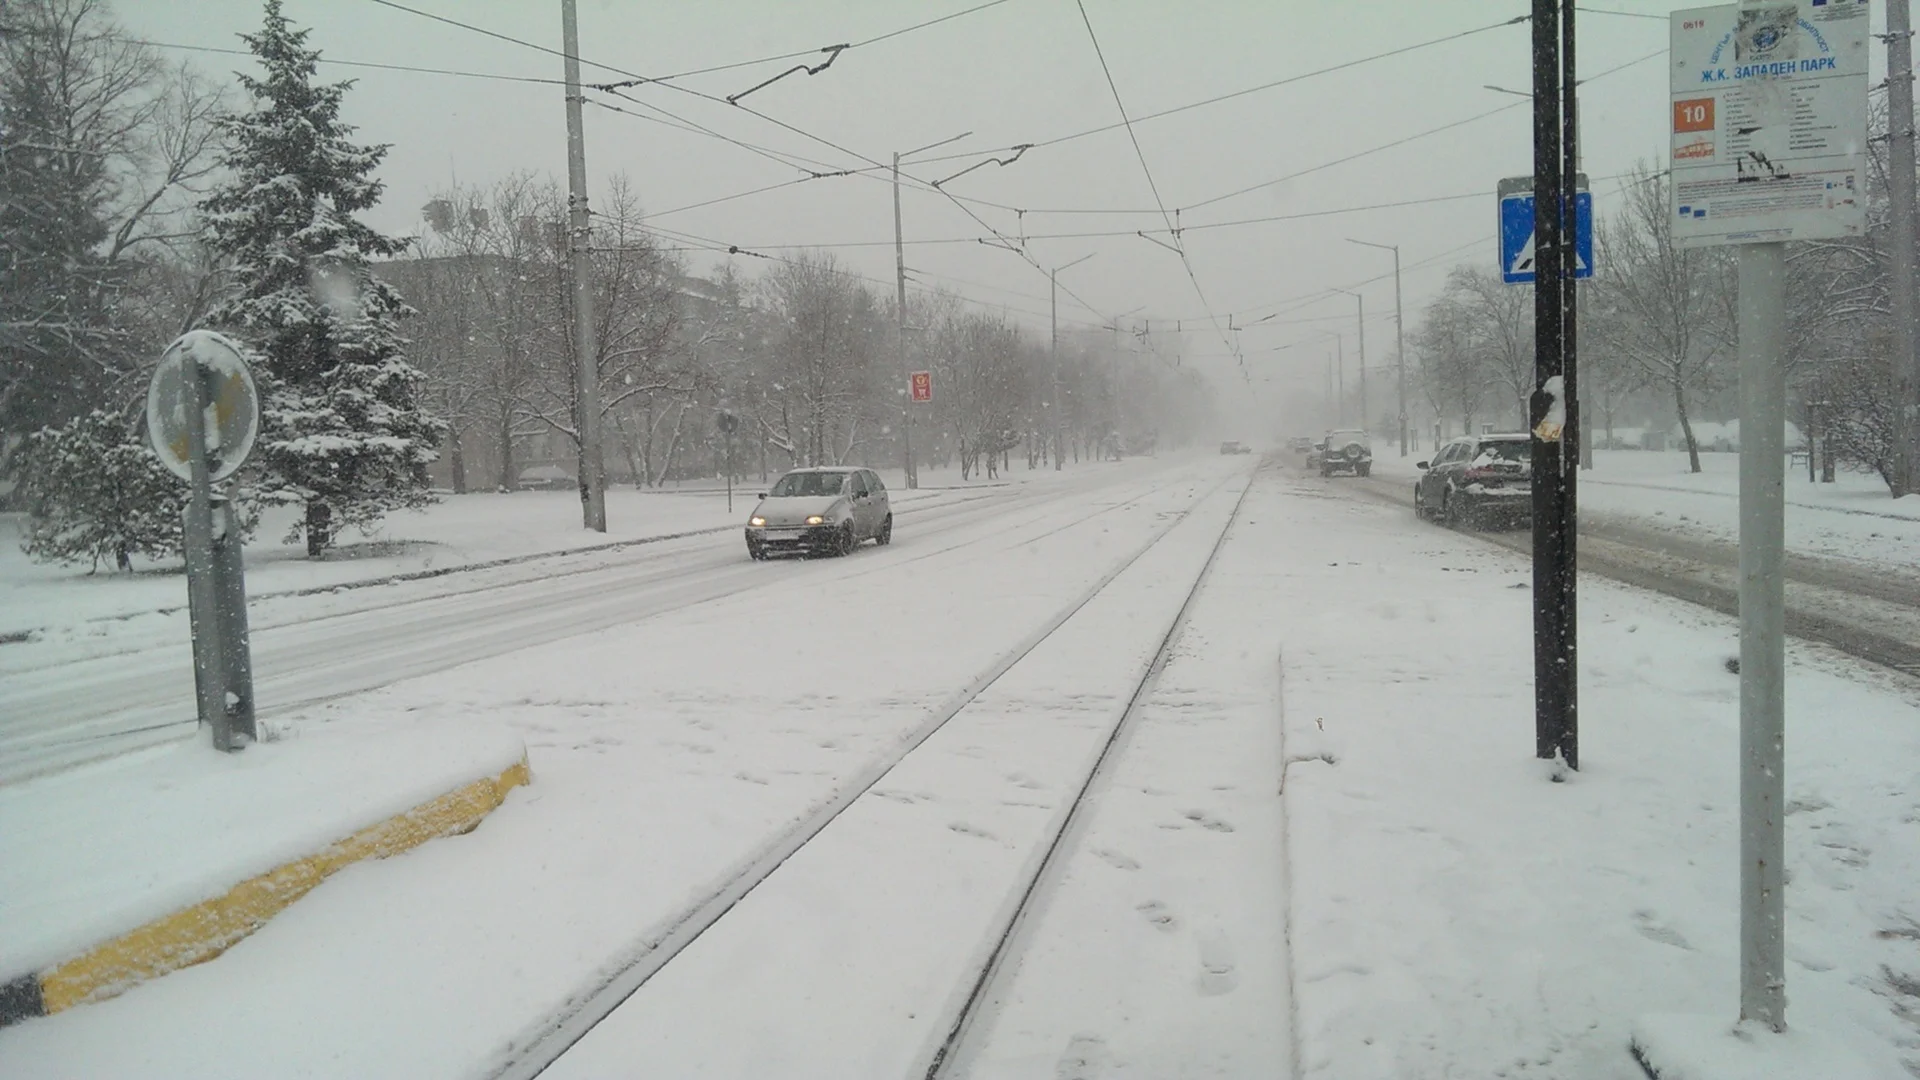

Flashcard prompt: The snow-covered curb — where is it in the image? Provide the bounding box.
[0,722,528,1024]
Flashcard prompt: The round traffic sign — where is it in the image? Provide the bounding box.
[716,410,739,434]
[146,330,260,484]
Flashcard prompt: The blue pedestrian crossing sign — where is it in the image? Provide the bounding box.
[1498,174,1593,285]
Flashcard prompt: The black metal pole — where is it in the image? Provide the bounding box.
[1558,0,1579,769]
[1530,0,1574,767]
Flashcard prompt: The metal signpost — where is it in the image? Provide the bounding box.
[1670,0,1868,1034]
[716,410,739,514]
[146,330,261,753]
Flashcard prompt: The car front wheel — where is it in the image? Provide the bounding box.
[839,520,858,556]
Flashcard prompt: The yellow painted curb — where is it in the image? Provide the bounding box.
[30,753,529,1017]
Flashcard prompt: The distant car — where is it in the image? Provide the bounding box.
[1288,436,1314,454]
[516,464,575,491]
[1414,433,1532,529]
[745,466,892,559]
[1319,429,1372,477]
[1219,440,1251,455]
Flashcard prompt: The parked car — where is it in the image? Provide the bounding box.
[1414,433,1532,529]
[516,464,574,491]
[745,466,892,559]
[1219,440,1251,455]
[1319,429,1372,477]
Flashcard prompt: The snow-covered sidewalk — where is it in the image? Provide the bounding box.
[0,721,526,1023]
[1261,463,1917,1076]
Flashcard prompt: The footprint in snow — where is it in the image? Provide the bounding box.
[1181,809,1235,832]
[948,821,996,841]
[1136,900,1178,932]
[1093,848,1141,871]
[1055,1033,1111,1080]
[1196,928,1239,996]
[1631,909,1692,950]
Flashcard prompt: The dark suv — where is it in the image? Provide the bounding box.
[1414,433,1532,529]
[1319,429,1372,477]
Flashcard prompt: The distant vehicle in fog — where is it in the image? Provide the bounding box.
[1218,440,1252,455]
[1318,429,1372,478]
[745,466,892,559]
[1288,436,1314,454]
[1414,433,1532,529]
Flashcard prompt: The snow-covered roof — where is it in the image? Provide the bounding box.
[780,465,861,474]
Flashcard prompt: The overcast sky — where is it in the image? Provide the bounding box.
[115,0,1893,433]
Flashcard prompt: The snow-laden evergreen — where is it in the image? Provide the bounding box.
[200,0,443,555]
[15,410,191,571]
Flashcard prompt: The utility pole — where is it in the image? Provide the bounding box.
[1336,335,1346,425]
[1530,0,1577,769]
[1888,0,1919,497]
[560,0,605,532]
[1337,289,1367,435]
[893,151,916,489]
[1051,269,1060,469]
[1050,253,1095,470]
[1351,239,1408,456]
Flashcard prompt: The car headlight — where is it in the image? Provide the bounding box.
[805,515,825,525]
[749,516,766,526]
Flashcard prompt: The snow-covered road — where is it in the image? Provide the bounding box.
[0,462,1191,783]
[0,455,1259,1079]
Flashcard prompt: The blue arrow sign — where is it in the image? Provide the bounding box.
[1499,188,1593,285]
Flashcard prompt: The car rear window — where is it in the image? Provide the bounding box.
[1476,440,1530,465]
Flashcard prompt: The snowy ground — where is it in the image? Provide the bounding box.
[0,462,1001,637]
[3,453,1915,1077]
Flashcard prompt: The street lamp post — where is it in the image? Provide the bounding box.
[1050,253,1096,471]
[1350,238,1407,456]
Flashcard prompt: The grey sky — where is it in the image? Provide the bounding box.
[115,0,1862,431]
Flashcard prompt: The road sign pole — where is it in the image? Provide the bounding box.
[1737,239,1789,1031]
[179,348,234,751]
[211,495,256,743]
[1530,0,1576,770]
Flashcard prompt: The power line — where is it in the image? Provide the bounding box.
[1025,15,1530,154]
[1073,0,1241,380]
[125,37,566,84]
[1178,45,1666,217]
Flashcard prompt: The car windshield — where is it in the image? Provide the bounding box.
[19,3,1913,1076]
[768,472,847,498]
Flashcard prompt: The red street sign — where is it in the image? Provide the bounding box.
[910,371,932,403]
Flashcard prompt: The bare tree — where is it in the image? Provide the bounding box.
[1590,163,1734,472]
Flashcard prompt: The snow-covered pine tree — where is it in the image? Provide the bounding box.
[200,0,443,556]
[16,409,188,571]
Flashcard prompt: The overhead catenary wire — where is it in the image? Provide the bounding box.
[1072,0,1242,379]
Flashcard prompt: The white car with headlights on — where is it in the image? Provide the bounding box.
[745,466,892,559]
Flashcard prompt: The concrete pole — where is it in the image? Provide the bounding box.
[1353,293,1368,434]
[561,0,606,531]
[1051,270,1061,469]
[1391,248,1406,455]
[1887,0,1919,496]
[1336,336,1346,425]
[1737,241,1788,1033]
[894,152,916,488]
